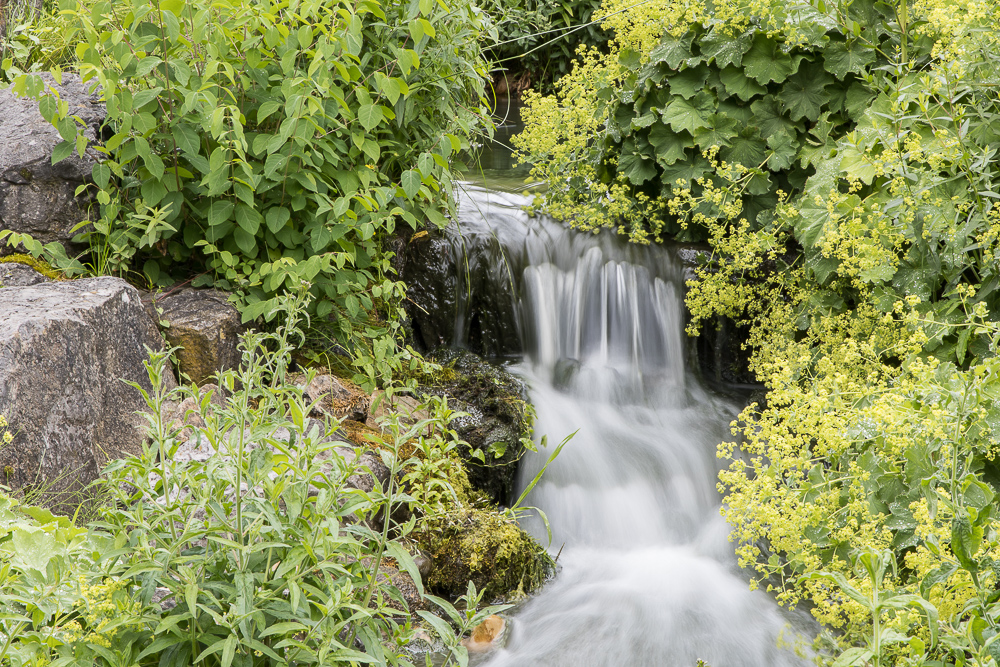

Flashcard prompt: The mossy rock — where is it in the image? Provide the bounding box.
[423,348,532,506]
[424,507,553,602]
[0,254,64,281]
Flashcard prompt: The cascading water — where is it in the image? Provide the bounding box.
[435,183,810,666]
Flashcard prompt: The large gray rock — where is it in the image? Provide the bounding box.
[0,277,172,498]
[0,73,104,256]
[0,261,50,287]
[153,288,244,386]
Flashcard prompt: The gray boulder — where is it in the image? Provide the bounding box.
[153,288,244,386]
[0,277,172,500]
[0,261,50,287]
[0,73,105,256]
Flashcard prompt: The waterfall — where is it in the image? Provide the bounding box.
[438,184,810,666]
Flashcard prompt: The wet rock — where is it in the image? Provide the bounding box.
[154,288,243,385]
[424,507,552,602]
[0,73,104,256]
[366,390,429,433]
[397,228,521,356]
[0,277,174,498]
[0,261,49,287]
[462,615,507,654]
[301,373,369,423]
[425,349,532,506]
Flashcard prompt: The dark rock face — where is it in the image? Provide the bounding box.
[0,74,105,256]
[0,261,50,287]
[397,229,521,357]
[153,288,244,386]
[425,349,532,507]
[0,277,172,497]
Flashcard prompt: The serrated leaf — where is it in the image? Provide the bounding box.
[719,67,766,101]
[838,143,879,184]
[743,35,794,84]
[661,93,713,134]
[699,28,753,68]
[619,139,657,185]
[668,66,709,100]
[750,98,801,140]
[778,62,834,121]
[692,114,738,149]
[721,126,767,167]
[766,127,798,170]
[648,124,689,165]
[648,34,694,70]
[823,39,875,78]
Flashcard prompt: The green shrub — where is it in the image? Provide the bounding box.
[3,0,491,389]
[0,290,509,667]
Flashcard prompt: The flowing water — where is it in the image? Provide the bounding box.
[436,153,810,663]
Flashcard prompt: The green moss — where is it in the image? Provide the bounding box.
[422,506,553,602]
[0,254,65,281]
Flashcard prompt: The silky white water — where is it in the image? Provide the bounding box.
[445,185,809,666]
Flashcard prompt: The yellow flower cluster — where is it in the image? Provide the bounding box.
[0,414,13,446]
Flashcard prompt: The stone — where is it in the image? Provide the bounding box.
[366,390,429,433]
[153,288,244,386]
[0,261,50,287]
[424,349,532,507]
[462,615,507,654]
[424,506,553,601]
[0,277,174,498]
[301,373,369,423]
[0,73,105,256]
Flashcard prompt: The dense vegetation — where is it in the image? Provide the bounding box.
[3,0,492,390]
[0,297,515,667]
[516,0,1000,664]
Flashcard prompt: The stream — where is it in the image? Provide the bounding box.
[425,113,813,665]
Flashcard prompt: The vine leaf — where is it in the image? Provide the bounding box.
[742,35,794,84]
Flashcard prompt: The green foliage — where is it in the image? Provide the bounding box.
[3,0,491,389]
[514,0,909,242]
[0,291,511,667]
[479,0,607,93]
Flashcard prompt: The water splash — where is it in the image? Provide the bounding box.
[441,184,810,666]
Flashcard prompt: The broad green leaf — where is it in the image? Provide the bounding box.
[742,35,794,84]
[208,200,234,227]
[823,39,875,78]
[719,67,766,101]
[668,66,709,100]
[750,98,800,140]
[648,124,688,165]
[357,104,384,131]
[778,63,834,121]
[692,114,738,149]
[647,34,694,70]
[661,93,713,134]
[400,169,421,199]
[699,28,753,68]
[721,126,767,167]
